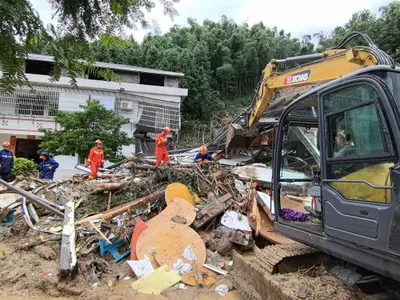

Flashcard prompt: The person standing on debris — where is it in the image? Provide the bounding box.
[86,140,105,180]
[38,152,59,180]
[194,145,214,163]
[155,127,171,167]
[0,142,14,182]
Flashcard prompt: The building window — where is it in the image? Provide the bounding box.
[87,68,107,81]
[25,60,53,76]
[14,90,59,117]
[140,73,165,86]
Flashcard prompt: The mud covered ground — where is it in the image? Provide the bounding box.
[0,216,244,300]
[269,266,365,300]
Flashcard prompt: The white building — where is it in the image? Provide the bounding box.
[0,54,188,176]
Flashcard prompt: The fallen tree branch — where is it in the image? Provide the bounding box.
[75,189,165,225]
[91,182,130,193]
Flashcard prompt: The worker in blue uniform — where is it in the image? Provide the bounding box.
[38,152,59,180]
[0,141,14,182]
[194,145,214,163]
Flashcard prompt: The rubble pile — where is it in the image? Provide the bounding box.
[0,155,315,299]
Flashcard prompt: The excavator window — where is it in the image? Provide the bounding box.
[322,83,395,204]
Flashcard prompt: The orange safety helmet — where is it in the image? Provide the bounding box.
[2,141,10,147]
[163,127,171,135]
[200,145,207,155]
[95,139,103,145]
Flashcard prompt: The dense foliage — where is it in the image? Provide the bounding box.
[13,157,37,176]
[46,1,400,122]
[39,100,133,162]
[4,0,400,124]
[0,0,179,93]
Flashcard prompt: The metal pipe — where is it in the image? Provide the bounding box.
[275,53,324,64]
[0,179,64,217]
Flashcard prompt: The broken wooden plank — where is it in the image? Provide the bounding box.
[249,190,261,236]
[193,193,232,230]
[88,221,112,244]
[60,201,78,277]
[107,192,112,210]
[75,189,165,225]
[0,179,63,217]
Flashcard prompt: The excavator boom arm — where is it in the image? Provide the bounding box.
[249,48,380,127]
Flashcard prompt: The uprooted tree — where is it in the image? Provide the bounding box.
[39,99,133,162]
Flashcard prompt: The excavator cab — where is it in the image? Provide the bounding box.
[272,67,400,281]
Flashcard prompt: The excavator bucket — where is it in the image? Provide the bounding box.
[225,124,259,152]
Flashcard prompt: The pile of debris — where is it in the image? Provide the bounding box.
[0,154,314,299]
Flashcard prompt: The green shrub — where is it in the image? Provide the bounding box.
[13,157,37,176]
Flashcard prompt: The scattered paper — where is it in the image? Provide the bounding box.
[173,259,192,276]
[127,256,154,278]
[183,245,196,262]
[221,210,252,231]
[215,284,229,296]
[131,265,182,295]
[49,226,62,232]
[178,283,187,290]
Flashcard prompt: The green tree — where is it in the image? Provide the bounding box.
[39,99,133,162]
[0,0,180,93]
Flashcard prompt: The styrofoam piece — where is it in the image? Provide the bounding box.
[221,210,252,232]
[257,191,274,215]
[183,245,196,262]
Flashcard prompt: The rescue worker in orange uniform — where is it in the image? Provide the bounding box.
[155,127,171,167]
[86,140,105,180]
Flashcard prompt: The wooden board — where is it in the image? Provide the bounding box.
[136,221,206,269]
[130,219,148,261]
[146,198,196,227]
[165,182,200,205]
[181,266,217,286]
[248,204,295,245]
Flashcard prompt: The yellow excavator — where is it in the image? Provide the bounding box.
[211,32,400,297]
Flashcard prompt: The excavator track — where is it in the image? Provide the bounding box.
[251,243,318,275]
[231,243,327,300]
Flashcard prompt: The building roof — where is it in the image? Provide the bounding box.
[27,53,185,77]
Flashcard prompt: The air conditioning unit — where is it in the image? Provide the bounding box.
[120,101,133,110]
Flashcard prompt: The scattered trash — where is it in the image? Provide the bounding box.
[99,238,131,263]
[221,210,252,232]
[178,283,187,290]
[215,284,229,296]
[173,259,192,276]
[0,149,313,298]
[203,263,228,276]
[183,245,197,262]
[127,256,154,278]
